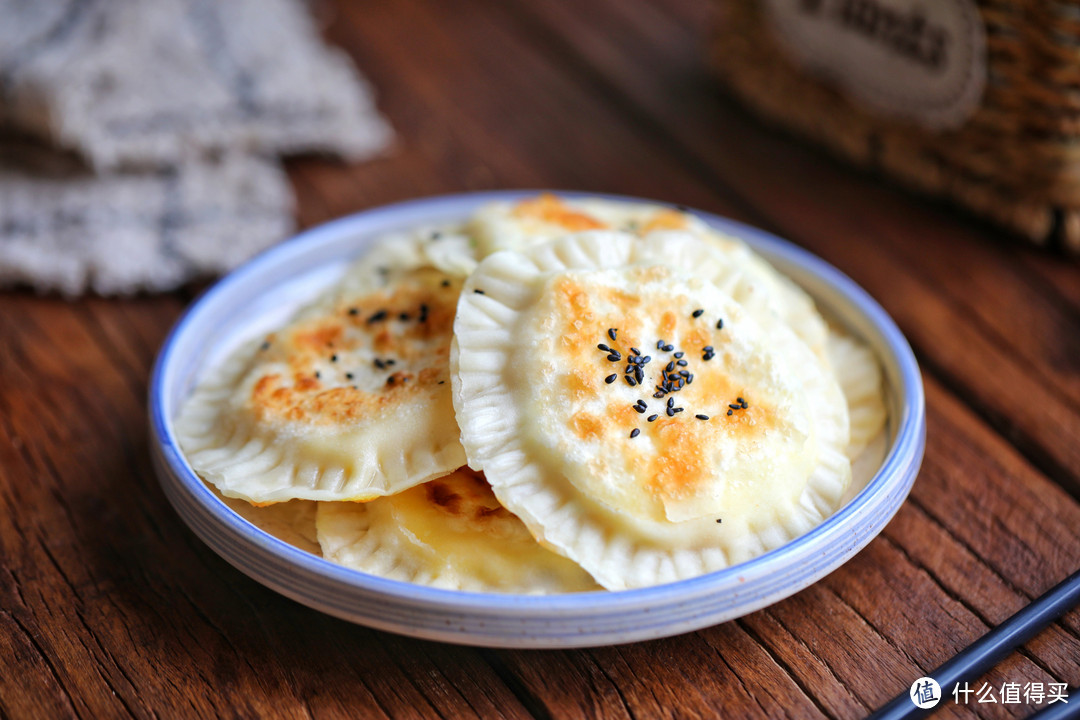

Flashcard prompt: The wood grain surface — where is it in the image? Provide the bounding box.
[2,1,1078,718]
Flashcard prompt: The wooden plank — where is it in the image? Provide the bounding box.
[0,298,531,719]
[499,0,1080,495]
[300,0,747,220]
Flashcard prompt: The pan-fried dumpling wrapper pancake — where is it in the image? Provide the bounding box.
[469,194,828,359]
[208,484,321,555]
[176,266,466,503]
[316,467,600,593]
[469,193,745,257]
[332,224,477,300]
[452,232,851,589]
[827,332,888,459]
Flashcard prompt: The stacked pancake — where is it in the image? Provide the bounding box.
[176,195,886,593]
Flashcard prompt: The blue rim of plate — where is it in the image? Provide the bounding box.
[149,190,925,642]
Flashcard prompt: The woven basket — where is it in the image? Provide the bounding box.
[713,0,1080,254]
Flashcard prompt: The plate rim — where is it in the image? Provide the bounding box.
[148,190,925,637]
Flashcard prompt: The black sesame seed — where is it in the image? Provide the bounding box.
[716,518,722,524]
[345,372,354,380]
[374,359,385,369]
[667,397,675,408]
[441,279,451,287]
[665,361,676,372]
[737,396,745,404]
[607,353,621,362]
[716,319,724,330]
[315,371,321,379]
[331,354,339,362]
[703,346,714,352]
[696,414,710,420]
[597,343,612,352]
[605,374,617,384]
[635,367,644,383]
[386,359,396,366]
[419,304,429,322]
[657,340,665,349]
[686,374,694,384]
[730,403,742,409]
[653,393,664,399]
[741,401,748,409]
[674,351,684,359]
[625,376,637,387]
[608,328,617,341]
[673,407,684,413]
[347,308,359,316]
[634,405,646,414]
[260,341,270,351]
[692,309,704,318]
[647,414,658,422]
[630,347,641,356]
[664,344,674,352]
[667,408,675,417]
[399,312,411,321]
[438,380,445,384]
[474,289,485,294]
[641,355,651,364]
[367,310,388,323]
[677,359,688,367]
[630,428,640,438]
[727,409,734,416]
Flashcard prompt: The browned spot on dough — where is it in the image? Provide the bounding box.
[427,481,463,514]
[294,325,344,353]
[641,209,688,233]
[513,193,607,231]
[386,371,413,387]
[425,468,514,522]
[570,411,605,441]
[683,327,711,349]
[252,374,282,400]
[564,368,596,401]
[648,419,709,500]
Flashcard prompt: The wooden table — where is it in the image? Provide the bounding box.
[2,1,1078,717]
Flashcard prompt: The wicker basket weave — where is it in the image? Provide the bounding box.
[713,0,1080,253]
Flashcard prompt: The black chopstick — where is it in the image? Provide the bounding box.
[1027,687,1077,719]
[868,567,1080,720]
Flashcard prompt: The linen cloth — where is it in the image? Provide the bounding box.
[0,0,391,294]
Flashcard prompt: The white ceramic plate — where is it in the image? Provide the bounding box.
[149,191,925,648]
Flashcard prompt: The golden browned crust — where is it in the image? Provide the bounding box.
[512,193,608,231]
[423,469,515,523]
[548,272,780,505]
[249,268,460,426]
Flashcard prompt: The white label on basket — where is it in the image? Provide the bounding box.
[763,0,986,130]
